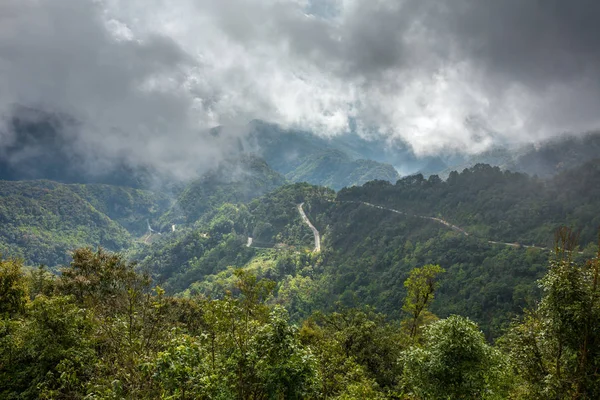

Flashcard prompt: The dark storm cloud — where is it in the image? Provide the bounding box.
[436,0,600,87]
[0,0,242,179]
[1,0,600,163]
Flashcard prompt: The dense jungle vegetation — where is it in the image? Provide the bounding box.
[2,236,599,399]
[2,156,600,398]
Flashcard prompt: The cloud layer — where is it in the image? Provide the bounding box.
[1,0,600,173]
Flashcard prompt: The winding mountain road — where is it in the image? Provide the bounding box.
[298,203,321,252]
[361,202,469,236]
[356,201,549,251]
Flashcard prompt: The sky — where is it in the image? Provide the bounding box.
[1,0,600,175]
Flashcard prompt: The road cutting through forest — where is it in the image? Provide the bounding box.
[356,201,549,251]
[298,202,321,252]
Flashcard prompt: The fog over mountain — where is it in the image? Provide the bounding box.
[2,0,600,178]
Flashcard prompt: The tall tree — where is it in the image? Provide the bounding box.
[402,264,445,340]
[501,228,600,399]
[0,256,28,316]
[402,315,511,399]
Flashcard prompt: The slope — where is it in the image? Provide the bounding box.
[158,155,287,226]
[284,149,399,190]
[133,183,334,293]
[0,180,171,266]
[245,121,400,189]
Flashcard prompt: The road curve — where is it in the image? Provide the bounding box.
[298,203,321,252]
[356,201,551,251]
[360,202,469,236]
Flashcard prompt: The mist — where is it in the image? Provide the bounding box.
[2,0,600,180]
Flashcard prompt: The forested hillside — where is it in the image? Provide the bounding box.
[339,161,600,247]
[3,160,599,340]
[243,121,401,189]
[133,183,334,293]
[0,180,169,266]
[106,161,599,339]
[2,240,599,399]
[158,155,287,226]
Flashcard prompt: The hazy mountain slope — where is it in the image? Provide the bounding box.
[245,121,401,188]
[66,184,172,235]
[159,155,287,226]
[437,132,600,179]
[284,149,399,190]
[0,180,133,266]
[509,132,600,177]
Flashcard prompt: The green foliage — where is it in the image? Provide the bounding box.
[1,246,599,400]
[402,315,512,399]
[301,306,405,396]
[0,180,167,266]
[0,295,96,399]
[133,183,333,295]
[402,264,445,339]
[160,155,287,225]
[58,247,150,311]
[500,246,600,399]
[305,199,551,337]
[68,183,171,235]
[0,256,28,316]
[284,149,399,190]
[1,249,323,399]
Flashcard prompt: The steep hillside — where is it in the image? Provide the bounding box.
[67,184,171,235]
[134,183,334,292]
[0,180,170,266]
[158,155,287,226]
[284,149,399,190]
[0,181,129,266]
[245,121,400,188]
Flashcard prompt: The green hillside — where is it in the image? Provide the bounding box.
[0,180,170,266]
[246,121,401,189]
[133,183,334,293]
[132,162,600,338]
[285,149,399,190]
[2,161,600,399]
[159,155,287,226]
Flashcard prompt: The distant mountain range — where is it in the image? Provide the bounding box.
[3,107,600,189]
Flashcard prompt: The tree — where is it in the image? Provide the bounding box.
[300,306,404,396]
[402,264,445,340]
[0,256,28,316]
[501,229,600,399]
[58,247,150,313]
[0,295,96,399]
[402,315,511,399]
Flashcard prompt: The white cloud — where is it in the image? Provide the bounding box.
[1,0,600,170]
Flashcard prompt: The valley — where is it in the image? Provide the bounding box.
[2,151,600,398]
[2,155,599,338]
